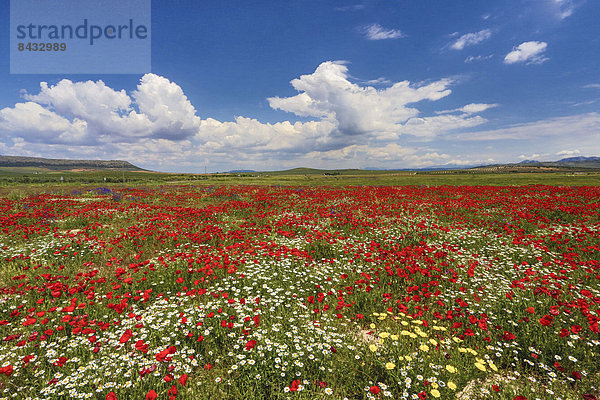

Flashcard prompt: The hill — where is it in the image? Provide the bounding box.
[0,155,147,172]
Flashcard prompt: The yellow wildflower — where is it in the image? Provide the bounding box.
[431,389,441,398]
[446,365,457,373]
[385,362,395,370]
[369,344,378,352]
[448,382,457,390]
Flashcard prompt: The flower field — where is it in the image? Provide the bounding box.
[1,184,599,400]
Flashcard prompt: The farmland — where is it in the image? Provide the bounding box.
[1,184,599,399]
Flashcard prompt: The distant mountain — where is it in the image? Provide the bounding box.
[0,155,147,171]
[226,169,256,173]
[518,159,539,164]
[557,156,600,163]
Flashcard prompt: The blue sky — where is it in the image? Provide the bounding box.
[1,0,599,172]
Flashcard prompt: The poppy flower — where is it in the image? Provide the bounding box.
[179,373,188,386]
[369,386,381,394]
[146,390,157,400]
[539,315,553,326]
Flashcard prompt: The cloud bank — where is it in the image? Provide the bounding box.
[1,61,596,171]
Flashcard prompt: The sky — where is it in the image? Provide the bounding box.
[1,0,599,173]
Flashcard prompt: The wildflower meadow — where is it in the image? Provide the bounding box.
[0,184,599,400]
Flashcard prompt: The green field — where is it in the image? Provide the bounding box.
[1,169,600,194]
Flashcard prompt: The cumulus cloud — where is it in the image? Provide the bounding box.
[268,61,471,139]
[504,41,548,64]
[1,62,499,171]
[0,102,88,144]
[362,24,405,40]
[450,29,492,50]
[1,74,200,144]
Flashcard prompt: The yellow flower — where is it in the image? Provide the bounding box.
[385,362,395,370]
[391,334,399,341]
[446,365,457,373]
[401,330,411,336]
[475,362,486,371]
[468,348,478,355]
[398,355,404,361]
[458,347,468,353]
[378,338,385,345]
[412,320,423,325]
[369,323,376,329]
[453,337,463,343]
[431,389,441,398]
[404,356,412,362]
[369,344,378,352]
[431,382,439,389]
[488,361,498,372]
[448,381,457,390]
[409,333,418,339]
[401,321,409,326]
[419,344,430,352]
[379,332,390,339]
[429,339,438,346]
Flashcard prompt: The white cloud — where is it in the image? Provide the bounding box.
[465,54,493,63]
[268,61,475,139]
[437,103,498,115]
[362,24,405,40]
[4,74,200,144]
[556,149,580,156]
[1,62,498,172]
[583,84,600,89]
[0,102,89,144]
[553,0,576,19]
[450,29,492,50]
[453,112,600,141]
[504,41,548,64]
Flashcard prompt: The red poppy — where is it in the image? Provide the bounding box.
[179,373,188,386]
[0,365,13,376]
[369,386,381,394]
[146,390,157,400]
[119,329,133,344]
[290,380,300,392]
[539,315,553,326]
[106,392,117,400]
